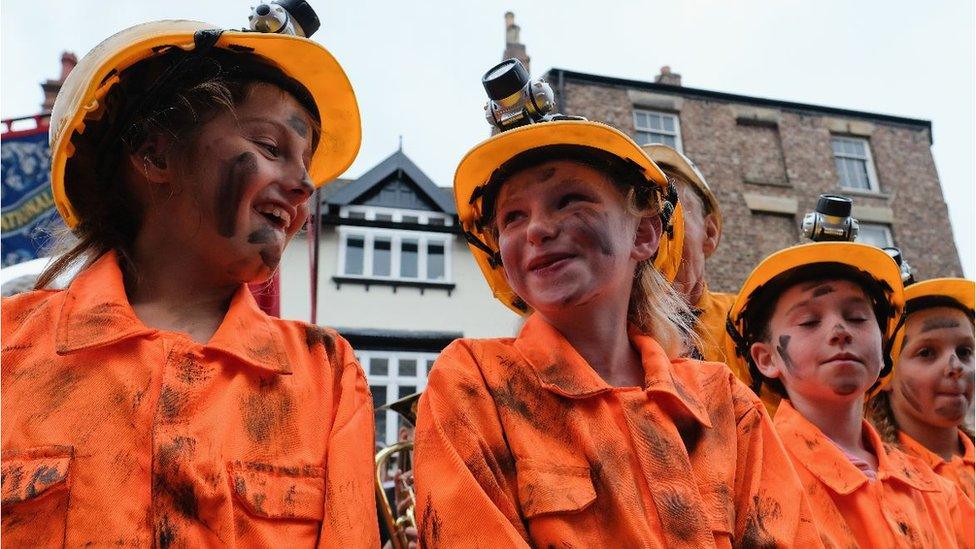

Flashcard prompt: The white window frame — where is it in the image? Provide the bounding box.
[633,109,682,152]
[832,136,880,192]
[359,350,438,445]
[337,225,452,283]
[855,222,894,248]
[339,205,452,226]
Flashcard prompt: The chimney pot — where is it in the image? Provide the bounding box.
[654,65,682,86]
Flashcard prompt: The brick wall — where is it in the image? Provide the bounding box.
[554,77,963,293]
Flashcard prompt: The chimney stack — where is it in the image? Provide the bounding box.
[654,65,682,87]
[41,52,77,113]
[502,11,530,73]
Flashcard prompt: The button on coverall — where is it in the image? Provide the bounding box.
[1,251,379,547]
[414,314,822,547]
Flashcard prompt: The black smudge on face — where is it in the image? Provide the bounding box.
[259,248,281,270]
[537,166,557,182]
[776,335,796,374]
[922,317,961,333]
[215,153,258,238]
[898,379,924,413]
[247,227,275,244]
[810,284,836,298]
[287,113,309,138]
[569,210,615,256]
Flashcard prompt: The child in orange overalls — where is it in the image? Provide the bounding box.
[1,16,378,548]
[727,244,974,547]
[869,278,976,502]
[412,60,821,547]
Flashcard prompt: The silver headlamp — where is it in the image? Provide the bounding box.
[248,0,320,38]
[482,59,574,132]
[883,247,916,285]
[801,194,859,242]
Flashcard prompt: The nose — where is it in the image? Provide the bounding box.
[829,322,853,347]
[525,211,559,246]
[280,169,315,208]
[946,354,965,379]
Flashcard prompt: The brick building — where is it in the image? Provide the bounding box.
[540,66,963,292]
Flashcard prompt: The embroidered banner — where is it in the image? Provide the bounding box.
[1,127,60,267]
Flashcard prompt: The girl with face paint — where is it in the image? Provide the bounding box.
[1,19,379,547]
[869,278,976,502]
[727,244,974,548]
[413,120,822,546]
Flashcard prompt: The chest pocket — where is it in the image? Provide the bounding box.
[2,445,74,547]
[228,461,326,521]
[515,458,596,519]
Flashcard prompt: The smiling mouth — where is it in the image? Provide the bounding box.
[528,253,575,273]
[254,203,292,230]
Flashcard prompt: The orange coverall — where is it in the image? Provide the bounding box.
[414,314,823,547]
[899,431,975,503]
[1,251,379,548]
[694,286,735,366]
[774,399,975,548]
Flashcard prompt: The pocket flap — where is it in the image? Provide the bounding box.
[516,459,596,519]
[228,462,326,521]
[2,445,73,505]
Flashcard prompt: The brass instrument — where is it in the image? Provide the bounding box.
[375,392,421,549]
[375,440,416,549]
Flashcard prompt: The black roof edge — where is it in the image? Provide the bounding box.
[546,68,933,143]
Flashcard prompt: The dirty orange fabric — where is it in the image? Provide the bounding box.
[1,251,379,548]
[899,430,976,503]
[774,399,975,548]
[694,286,735,365]
[414,313,823,547]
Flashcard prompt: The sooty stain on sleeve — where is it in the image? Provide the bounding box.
[738,493,781,549]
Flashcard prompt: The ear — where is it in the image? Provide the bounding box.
[701,211,720,259]
[750,341,781,380]
[127,134,175,185]
[632,213,662,262]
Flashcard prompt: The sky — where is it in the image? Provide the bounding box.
[3,0,973,276]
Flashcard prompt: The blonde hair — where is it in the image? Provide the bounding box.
[630,258,698,358]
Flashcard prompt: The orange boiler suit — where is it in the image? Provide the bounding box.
[0,251,379,548]
[774,399,975,548]
[899,430,976,503]
[414,314,823,547]
[693,286,736,366]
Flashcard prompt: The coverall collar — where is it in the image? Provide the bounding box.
[513,314,712,428]
[899,430,976,470]
[776,399,941,495]
[55,250,290,374]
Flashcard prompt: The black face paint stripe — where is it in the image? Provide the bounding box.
[899,379,924,413]
[260,248,281,270]
[247,227,275,244]
[811,285,836,298]
[776,335,796,373]
[921,318,961,333]
[216,153,258,238]
[287,114,309,138]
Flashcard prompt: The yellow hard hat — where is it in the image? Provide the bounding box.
[642,144,722,244]
[725,242,905,397]
[454,120,685,315]
[890,278,975,361]
[49,19,361,228]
